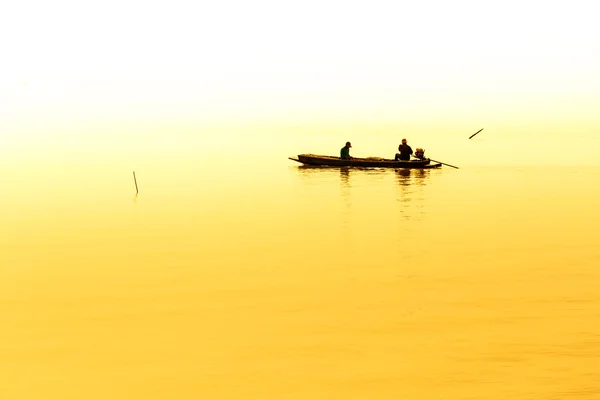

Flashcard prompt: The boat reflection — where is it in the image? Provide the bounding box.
[294,165,433,189]
[396,168,411,186]
[292,164,436,223]
[339,167,350,188]
[395,168,433,211]
[395,168,430,187]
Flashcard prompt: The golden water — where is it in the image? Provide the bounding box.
[1,131,600,399]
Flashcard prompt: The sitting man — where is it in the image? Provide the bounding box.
[340,141,352,159]
[395,138,413,161]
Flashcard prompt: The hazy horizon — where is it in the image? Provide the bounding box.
[3,1,599,156]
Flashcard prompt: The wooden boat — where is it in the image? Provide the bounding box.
[289,154,442,168]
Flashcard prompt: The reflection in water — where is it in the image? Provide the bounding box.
[292,165,435,222]
[294,165,336,186]
[395,168,430,187]
[396,168,411,186]
[396,168,431,206]
[395,168,433,221]
[294,166,432,191]
[413,168,428,185]
[339,167,350,188]
[295,165,336,176]
[294,165,355,188]
[338,168,352,225]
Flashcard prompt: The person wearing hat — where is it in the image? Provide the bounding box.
[395,138,413,161]
[340,141,352,159]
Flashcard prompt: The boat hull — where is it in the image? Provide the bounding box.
[289,154,442,168]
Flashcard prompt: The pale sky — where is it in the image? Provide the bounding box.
[2,0,599,149]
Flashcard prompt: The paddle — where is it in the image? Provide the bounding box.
[410,155,459,169]
[429,159,459,169]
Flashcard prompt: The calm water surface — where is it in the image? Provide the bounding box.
[1,137,600,399]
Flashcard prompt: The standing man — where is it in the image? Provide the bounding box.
[395,138,413,161]
[340,141,352,159]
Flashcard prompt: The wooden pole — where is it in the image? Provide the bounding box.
[469,128,483,139]
[429,159,459,169]
[133,171,139,194]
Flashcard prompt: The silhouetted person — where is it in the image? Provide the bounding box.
[395,138,413,161]
[340,141,352,159]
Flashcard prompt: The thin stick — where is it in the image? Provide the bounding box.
[133,171,139,194]
[469,128,483,139]
[429,159,460,169]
